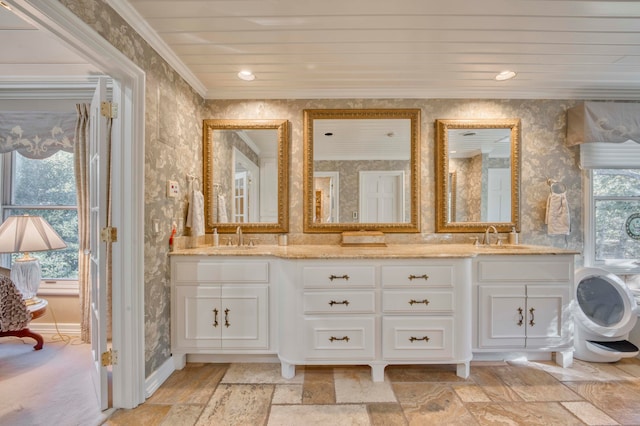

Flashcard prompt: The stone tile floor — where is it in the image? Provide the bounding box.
[104,358,640,425]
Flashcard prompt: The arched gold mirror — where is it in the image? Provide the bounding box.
[203,119,289,233]
[435,118,521,233]
[303,109,420,233]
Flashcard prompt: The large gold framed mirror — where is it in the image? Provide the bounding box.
[303,109,421,233]
[435,118,521,233]
[203,119,289,233]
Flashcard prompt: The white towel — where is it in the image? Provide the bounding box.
[217,194,229,223]
[186,189,205,237]
[545,192,570,235]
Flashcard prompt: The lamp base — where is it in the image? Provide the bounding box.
[24,296,42,306]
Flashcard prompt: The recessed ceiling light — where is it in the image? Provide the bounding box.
[237,70,255,81]
[495,70,517,81]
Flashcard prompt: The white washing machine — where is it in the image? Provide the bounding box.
[628,288,640,356]
[573,267,640,362]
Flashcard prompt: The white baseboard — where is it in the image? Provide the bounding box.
[29,322,80,336]
[145,355,175,399]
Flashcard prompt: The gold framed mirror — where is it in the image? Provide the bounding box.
[435,118,521,233]
[203,119,289,233]
[303,109,420,233]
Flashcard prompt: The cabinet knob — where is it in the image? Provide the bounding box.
[529,307,535,327]
[409,336,430,343]
[329,300,350,307]
[329,336,350,342]
[213,308,219,328]
[224,308,231,328]
[409,299,430,306]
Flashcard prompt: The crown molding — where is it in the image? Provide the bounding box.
[0,76,110,99]
[106,0,207,98]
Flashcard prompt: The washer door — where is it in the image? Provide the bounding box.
[574,267,638,337]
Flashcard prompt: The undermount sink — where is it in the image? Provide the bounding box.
[478,244,529,250]
[212,245,256,250]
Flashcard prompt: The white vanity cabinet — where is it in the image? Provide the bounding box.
[171,257,273,369]
[278,258,472,382]
[473,255,574,366]
[300,263,377,362]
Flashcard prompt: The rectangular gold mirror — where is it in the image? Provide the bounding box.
[303,109,420,233]
[203,119,289,233]
[435,118,521,233]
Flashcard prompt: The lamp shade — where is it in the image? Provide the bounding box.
[0,215,67,254]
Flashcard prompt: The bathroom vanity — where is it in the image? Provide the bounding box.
[170,244,576,381]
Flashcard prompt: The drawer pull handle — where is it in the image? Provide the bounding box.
[224,308,231,328]
[329,336,350,342]
[517,307,523,326]
[529,307,535,327]
[409,336,430,342]
[329,300,350,306]
[213,308,219,328]
[409,299,430,306]
[408,274,429,281]
[329,274,350,281]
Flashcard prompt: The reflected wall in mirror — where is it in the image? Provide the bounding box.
[303,109,420,233]
[435,118,521,233]
[203,119,289,233]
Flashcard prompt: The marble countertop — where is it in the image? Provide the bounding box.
[170,243,579,259]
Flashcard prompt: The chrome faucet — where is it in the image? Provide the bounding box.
[236,226,243,247]
[483,225,498,245]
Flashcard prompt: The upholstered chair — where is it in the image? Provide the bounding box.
[0,275,43,350]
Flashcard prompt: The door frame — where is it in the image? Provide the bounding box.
[7,0,146,409]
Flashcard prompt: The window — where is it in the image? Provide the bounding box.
[587,168,640,272]
[1,151,78,280]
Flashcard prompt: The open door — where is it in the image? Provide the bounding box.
[89,76,110,410]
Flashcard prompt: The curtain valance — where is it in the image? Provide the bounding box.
[0,111,76,159]
[567,101,640,146]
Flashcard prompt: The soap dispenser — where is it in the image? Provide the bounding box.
[509,227,519,245]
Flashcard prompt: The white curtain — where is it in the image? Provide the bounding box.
[567,101,640,146]
[0,111,75,159]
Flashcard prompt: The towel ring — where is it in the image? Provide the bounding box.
[547,178,566,194]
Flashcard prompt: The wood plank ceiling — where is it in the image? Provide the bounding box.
[110,0,640,100]
[2,1,640,101]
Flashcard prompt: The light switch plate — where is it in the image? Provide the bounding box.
[167,180,179,198]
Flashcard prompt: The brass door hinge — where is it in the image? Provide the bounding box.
[101,226,118,243]
[100,101,118,119]
[101,348,118,366]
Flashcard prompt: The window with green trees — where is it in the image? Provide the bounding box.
[593,169,640,264]
[1,151,78,279]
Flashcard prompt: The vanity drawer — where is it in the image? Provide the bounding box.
[303,291,375,314]
[302,266,375,288]
[304,317,375,360]
[381,265,454,287]
[382,317,454,360]
[383,290,454,313]
[174,261,269,284]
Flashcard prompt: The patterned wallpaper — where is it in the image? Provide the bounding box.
[63,2,583,379]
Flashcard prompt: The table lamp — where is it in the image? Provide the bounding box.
[0,214,67,305]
